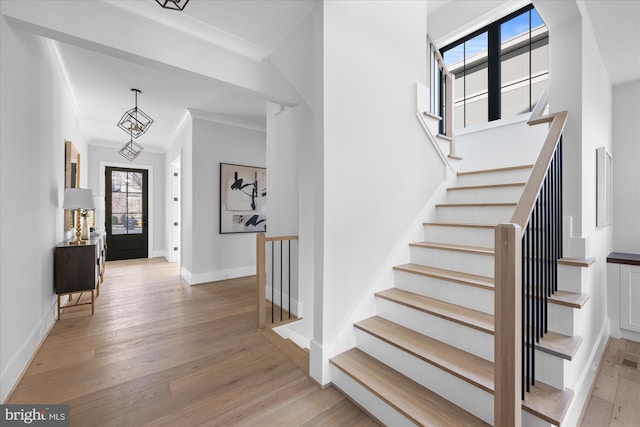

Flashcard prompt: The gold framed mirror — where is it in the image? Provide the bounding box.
[64,141,81,231]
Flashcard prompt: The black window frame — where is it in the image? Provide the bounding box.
[440,4,546,127]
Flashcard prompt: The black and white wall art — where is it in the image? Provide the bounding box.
[220,163,267,233]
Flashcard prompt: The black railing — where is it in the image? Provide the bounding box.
[521,137,563,396]
[268,239,294,324]
[256,234,298,328]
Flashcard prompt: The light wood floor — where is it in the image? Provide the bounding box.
[579,337,640,426]
[7,258,378,427]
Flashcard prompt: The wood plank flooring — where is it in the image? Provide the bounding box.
[579,337,640,426]
[6,258,378,427]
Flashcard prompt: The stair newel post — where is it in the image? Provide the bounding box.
[257,232,266,328]
[495,223,523,427]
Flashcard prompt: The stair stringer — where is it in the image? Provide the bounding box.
[416,82,461,175]
[316,177,454,386]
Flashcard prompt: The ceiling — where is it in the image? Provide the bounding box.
[53,0,314,152]
[47,0,640,153]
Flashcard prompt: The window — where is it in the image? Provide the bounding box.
[441,5,548,129]
[110,170,143,235]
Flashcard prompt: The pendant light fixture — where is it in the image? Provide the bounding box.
[117,89,153,139]
[156,0,190,11]
[119,135,144,162]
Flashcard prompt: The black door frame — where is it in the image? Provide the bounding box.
[105,166,149,261]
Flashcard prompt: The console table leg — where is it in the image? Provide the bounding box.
[91,290,95,314]
[57,294,61,321]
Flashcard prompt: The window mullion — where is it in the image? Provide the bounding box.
[488,23,501,122]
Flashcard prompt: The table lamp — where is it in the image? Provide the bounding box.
[63,188,96,245]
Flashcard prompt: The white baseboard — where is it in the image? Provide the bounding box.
[1,295,57,403]
[273,321,310,349]
[620,328,640,343]
[152,250,167,259]
[563,319,610,427]
[182,266,255,286]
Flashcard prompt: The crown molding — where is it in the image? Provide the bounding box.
[187,109,266,133]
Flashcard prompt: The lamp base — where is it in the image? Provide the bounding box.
[69,209,88,245]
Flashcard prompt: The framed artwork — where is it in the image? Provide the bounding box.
[596,147,612,227]
[220,163,266,233]
[64,141,80,231]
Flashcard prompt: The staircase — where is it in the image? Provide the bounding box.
[329,161,589,426]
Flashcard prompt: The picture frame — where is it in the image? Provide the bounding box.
[64,141,80,231]
[596,146,612,227]
[220,163,266,234]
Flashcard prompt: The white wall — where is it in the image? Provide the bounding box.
[612,80,640,254]
[183,118,266,285]
[312,0,446,383]
[87,145,166,258]
[0,18,86,402]
[559,8,614,424]
[456,114,548,171]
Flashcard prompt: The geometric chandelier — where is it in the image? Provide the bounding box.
[155,0,190,11]
[119,135,144,162]
[117,88,153,139]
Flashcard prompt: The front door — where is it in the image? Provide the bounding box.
[106,167,148,260]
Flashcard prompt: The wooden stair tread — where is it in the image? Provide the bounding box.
[523,380,574,425]
[331,348,490,426]
[448,154,464,160]
[457,164,534,176]
[436,202,517,207]
[356,316,494,393]
[548,290,590,308]
[409,241,494,256]
[377,288,582,360]
[447,182,526,191]
[422,111,442,121]
[355,316,573,424]
[394,263,494,290]
[376,288,494,334]
[534,330,582,361]
[423,222,496,229]
[436,134,453,141]
[557,257,595,267]
[339,321,573,425]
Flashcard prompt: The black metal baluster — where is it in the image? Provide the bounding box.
[280,241,283,322]
[288,240,291,319]
[271,241,275,324]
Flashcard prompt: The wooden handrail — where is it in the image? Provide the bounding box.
[510,110,567,228]
[256,233,299,328]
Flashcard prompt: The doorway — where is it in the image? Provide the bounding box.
[106,166,149,260]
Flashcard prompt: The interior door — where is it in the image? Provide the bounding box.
[106,167,148,261]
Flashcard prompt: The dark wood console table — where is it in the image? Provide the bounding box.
[54,233,106,319]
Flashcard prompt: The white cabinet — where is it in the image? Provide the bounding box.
[620,264,640,333]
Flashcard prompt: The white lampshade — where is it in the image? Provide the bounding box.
[63,188,96,209]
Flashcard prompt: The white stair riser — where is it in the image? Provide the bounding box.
[523,411,555,427]
[435,205,514,224]
[356,330,494,425]
[394,270,494,314]
[410,246,494,277]
[424,115,441,136]
[331,367,414,426]
[456,169,532,187]
[423,225,495,249]
[376,297,494,361]
[436,138,449,155]
[445,185,524,204]
[532,350,567,390]
[547,303,578,336]
[558,264,587,293]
